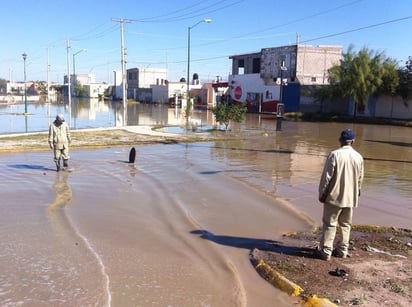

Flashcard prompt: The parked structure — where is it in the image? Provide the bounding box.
[228,44,342,112]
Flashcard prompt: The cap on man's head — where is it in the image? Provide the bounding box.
[56,114,64,121]
[340,129,355,143]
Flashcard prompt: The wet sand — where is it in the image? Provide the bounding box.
[0,121,411,306]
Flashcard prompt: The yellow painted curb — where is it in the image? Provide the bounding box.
[253,257,338,307]
[300,295,339,307]
[255,259,303,296]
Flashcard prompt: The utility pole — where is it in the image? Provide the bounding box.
[66,39,72,127]
[112,18,133,126]
[186,19,212,120]
[43,45,53,103]
[47,47,50,103]
[22,53,28,115]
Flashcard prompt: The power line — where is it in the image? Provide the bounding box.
[301,15,412,43]
[136,0,206,22]
[134,15,412,67]
[206,0,365,45]
[136,0,242,23]
[72,24,119,42]
[129,0,366,53]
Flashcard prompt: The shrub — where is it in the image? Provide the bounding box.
[212,102,247,131]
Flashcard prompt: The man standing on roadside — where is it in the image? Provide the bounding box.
[48,114,71,171]
[316,129,364,261]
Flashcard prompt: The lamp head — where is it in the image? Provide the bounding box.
[204,19,212,23]
[74,49,87,56]
[22,53,27,60]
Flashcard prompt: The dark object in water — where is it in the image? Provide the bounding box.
[129,147,136,164]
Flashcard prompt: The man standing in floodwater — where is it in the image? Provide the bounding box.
[48,114,71,171]
[316,129,364,261]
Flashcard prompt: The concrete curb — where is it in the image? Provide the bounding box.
[254,259,303,297]
[251,250,338,307]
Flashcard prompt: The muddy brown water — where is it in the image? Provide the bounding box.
[0,119,411,306]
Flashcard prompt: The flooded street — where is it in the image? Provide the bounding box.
[0,119,411,306]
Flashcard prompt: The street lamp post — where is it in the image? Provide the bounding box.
[22,53,28,115]
[186,18,211,116]
[73,49,87,97]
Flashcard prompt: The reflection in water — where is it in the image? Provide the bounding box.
[47,172,112,306]
[128,163,138,177]
[48,172,72,210]
[0,100,214,135]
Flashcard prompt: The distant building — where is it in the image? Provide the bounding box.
[63,73,109,99]
[74,74,95,85]
[110,67,219,108]
[228,44,342,112]
[1,81,41,103]
[84,83,110,99]
[64,74,95,85]
[127,67,167,100]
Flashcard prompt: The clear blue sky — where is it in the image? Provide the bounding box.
[1,0,411,84]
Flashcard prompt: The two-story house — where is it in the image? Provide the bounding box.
[228,44,342,112]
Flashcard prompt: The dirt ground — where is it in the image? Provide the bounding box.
[250,225,412,306]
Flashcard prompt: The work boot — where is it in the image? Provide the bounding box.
[314,247,331,261]
[63,159,69,171]
[332,249,349,258]
[55,160,61,172]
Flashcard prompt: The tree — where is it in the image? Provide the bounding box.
[319,45,399,117]
[36,81,47,96]
[312,84,342,112]
[397,56,412,102]
[212,102,247,131]
[74,80,88,97]
[379,58,400,96]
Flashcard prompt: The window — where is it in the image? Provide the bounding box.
[236,58,245,75]
[252,58,260,73]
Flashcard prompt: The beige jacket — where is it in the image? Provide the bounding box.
[48,121,71,150]
[319,145,364,208]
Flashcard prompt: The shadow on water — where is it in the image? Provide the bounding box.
[7,164,54,171]
[198,170,222,175]
[365,139,412,148]
[198,169,268,175]
[178,142,294,155]
[364,157,412,164]
[190,230,315,258]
